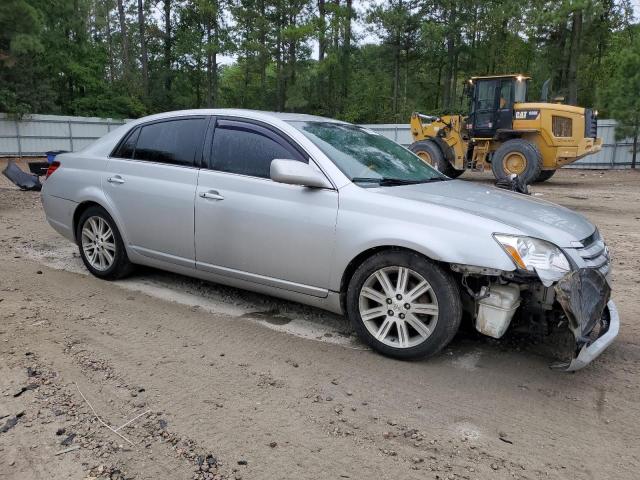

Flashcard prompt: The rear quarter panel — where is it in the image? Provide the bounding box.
[42,153,124,243]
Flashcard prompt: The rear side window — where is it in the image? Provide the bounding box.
[210,120,304,178]
[133,118,207,166]
[113,128,140,159]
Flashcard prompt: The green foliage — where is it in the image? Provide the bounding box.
[0,0,637,124]
[600,25,639,165]
[601,27,640,136]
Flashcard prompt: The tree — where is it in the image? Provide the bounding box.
[164,0,173,94]
[0,0,637,125]
[137,0,149,97]
[116,0,131,81]
[367,0,420,118]
[601,28,640,168]
[0,0,45,114]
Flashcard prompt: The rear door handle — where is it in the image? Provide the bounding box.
[107,175,125,184]
[199,190,224,201]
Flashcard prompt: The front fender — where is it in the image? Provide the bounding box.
[330,186,519,291]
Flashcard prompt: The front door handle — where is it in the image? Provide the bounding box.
[199,190,224,201]
[107,175,125,184]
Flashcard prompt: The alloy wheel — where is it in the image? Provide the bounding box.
[358,266,439,348]
[81,216,116,271]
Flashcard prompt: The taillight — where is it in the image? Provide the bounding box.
[45,161,60,179]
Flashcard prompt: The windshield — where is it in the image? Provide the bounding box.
[287,121,448,185]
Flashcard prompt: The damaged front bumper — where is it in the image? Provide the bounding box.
[552,268,618,371]
[456,262,619,371]
[558,300,619,371]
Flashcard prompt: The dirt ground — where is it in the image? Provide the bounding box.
[1,159,639,480]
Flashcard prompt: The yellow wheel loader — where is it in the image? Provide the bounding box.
[409,74,603,183]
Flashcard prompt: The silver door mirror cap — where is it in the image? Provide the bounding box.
[270,159,333,189]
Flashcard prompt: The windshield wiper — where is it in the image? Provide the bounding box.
[417,177,449,183]
[351,176,449,186]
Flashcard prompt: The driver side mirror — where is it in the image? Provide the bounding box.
[270,159,333,189]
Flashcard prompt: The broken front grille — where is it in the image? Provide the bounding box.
[577,231,610,277]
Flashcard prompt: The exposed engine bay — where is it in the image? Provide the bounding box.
[451,262,618,371]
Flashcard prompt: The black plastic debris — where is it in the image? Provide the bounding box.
[61,433,76,446]
[0,412,24,434]
[2,160,42,191]
[495,174,530,195]
[13,383,39,398]
[555,268,611,341]
[0,417,19,433]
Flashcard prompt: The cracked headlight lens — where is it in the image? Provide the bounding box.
[494,234,570,285]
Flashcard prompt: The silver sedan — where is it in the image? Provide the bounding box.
[41,109,618,370]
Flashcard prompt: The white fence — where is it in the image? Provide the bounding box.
[0,113,127,157]
[0,113,635,168]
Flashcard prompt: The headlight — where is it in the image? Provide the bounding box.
[494,234,570,286]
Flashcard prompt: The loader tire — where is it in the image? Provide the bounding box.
[534,169,556,183]
[491,139,542,185]
[409,140,463,178]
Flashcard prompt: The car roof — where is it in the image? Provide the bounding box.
[79,109,348,157]
[132,109,346,124]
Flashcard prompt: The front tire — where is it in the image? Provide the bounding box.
[346,250,462,359]
[491,139,542,185]
[409,140,464,178]
[76,206,133,280]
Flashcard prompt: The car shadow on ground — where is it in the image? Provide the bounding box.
[129,265,569,370]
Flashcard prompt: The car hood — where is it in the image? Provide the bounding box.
[372,180,594,247]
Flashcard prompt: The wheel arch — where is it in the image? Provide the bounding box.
[73,201,102,240]
[72,196,129,247]
[338,245,444,313]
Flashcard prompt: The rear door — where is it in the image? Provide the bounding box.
[194,118,338,296]
[104,116,208,267]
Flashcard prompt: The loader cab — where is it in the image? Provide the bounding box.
[467,75,529,137]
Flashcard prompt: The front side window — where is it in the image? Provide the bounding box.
[499,81,513,109]
[133,117,207,166]
[514,80,527,103]
[210,120,303,178]
[288,121,447,185]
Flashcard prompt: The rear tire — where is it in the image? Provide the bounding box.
[409,140,463,178]
[491,139,542,185]
[76,206,133,280]
[346,250,462,359]
[534,169,556,183]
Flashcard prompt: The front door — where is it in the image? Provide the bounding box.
[495,79,514,131]
[470,79,499,137]
[194,118,338,296]
[104,116,208,267]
